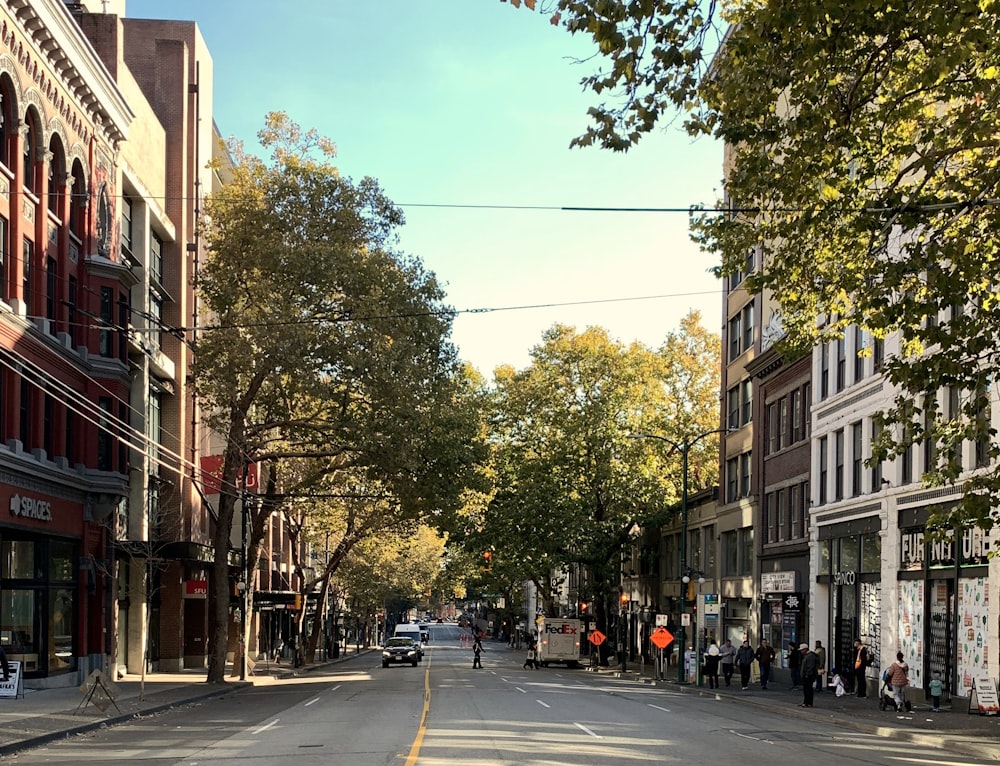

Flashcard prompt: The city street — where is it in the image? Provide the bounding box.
[5,639,995,765]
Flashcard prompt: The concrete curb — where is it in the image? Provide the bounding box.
[0,682,251,759]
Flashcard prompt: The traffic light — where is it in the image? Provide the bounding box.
[580,601,588,615]
[620,592,629,607]
[482,550,492,570]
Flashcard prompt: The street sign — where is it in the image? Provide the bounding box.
[588,629,606,646]
[681,613,691,627]
[650,627,674,650]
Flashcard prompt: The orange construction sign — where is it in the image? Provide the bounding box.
[650,627,674,650]
[588,629,606,646]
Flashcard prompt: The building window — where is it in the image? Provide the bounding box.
[67,276,77,347]
[873,337,884,372]
[851,421,863,496]
[791,388,803,443]
[742,303,754,352]
[729,314,742,361]
[150,232,163,286]
[65,408,74,466]
[777,487,788,541]
[121,195,133,260]
[778,397,788,451]
[922,396,937,475]
[853,326,865,383]
[43,393,53,457]
[835,429,845,501]
[764,492,775,543]
[820,342,830,398]
[739,451,752,497]
[819,436,828,504]
[727,386,740,430]
[726,457,739,503]
[150,294,163,351]
[739,527,753,575]
[99,287,113,357]
[0,216,8,303]
[790,483,802,539]
[18,374,30,447]
[871,416,884,491]
[722,530,738,575]
[22,112,37,194]
[767,402,778,455]
[836,335,846,392]
[118,292,129,362]
[741,378,752,425]
[22,239,32,315]
[45,257,56,326]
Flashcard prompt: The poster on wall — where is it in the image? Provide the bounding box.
[958,577,990,698]
[898,580,924,688]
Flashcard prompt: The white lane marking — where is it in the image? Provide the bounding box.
[304,697,320,706]
[329,684,341,692]
[648,704,671,713]
[253,719,280,735]
[574,722,602,739]
[516,687,527,694]
[730,729,774,745]
[536,699,551,708]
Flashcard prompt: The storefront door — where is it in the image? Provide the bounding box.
[927,579,953,695]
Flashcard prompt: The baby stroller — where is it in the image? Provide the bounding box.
[878,670,911,712]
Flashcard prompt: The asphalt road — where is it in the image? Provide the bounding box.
[6,639,994,765]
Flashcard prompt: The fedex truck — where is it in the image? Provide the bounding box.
[536,617,582,668]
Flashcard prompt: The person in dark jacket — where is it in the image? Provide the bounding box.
[787,641,802,690]
[703,643,721,689]
[755,639,776,690]
[853,638,870,697]
[799,643,819,708]
[735,639,755,690]
[472,635,483,668]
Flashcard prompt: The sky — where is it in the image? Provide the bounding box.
[125,0,724,376]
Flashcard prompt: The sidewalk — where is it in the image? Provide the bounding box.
[589,659,1000,762]
[0,649,373,759]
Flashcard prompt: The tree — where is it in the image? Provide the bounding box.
[195,113,485,682]
[508,1,1000,531]
[482,315,720,657]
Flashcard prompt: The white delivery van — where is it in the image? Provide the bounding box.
[536,617,582,668]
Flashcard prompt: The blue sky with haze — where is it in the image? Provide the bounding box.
[125,0,723,375]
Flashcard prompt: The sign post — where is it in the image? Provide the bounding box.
[970,674,1000,716]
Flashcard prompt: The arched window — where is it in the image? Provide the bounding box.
[48,135,64,217]
[22,108,40,194]
[69,159,86,240]
[0,78,13,169]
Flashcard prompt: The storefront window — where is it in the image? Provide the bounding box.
[819,540,832,575]
[49,541,74,581]
[861,533,881,573]
[839,537,860,573]
[2,588,38,671]
[49,589,73,672]
[2,540,34,579]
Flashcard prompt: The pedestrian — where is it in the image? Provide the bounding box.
[813,640,827,692]
[0,643,9,682]
[736,639,755,690]
[799,643,818,707]
[719,638,736,687]
[853,638,871,697]
[523,643,538,670]
[831,668,846,697]
[755,638,776,690]
[929,670,943,712]
[703,643,721,689]
[472,635,483,668]
[886,651,910,711]
[787,641,802,690]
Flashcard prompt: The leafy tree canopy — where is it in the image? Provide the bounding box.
[480,314,720,619]
[509,1,1000,531]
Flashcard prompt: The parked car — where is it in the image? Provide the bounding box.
[382,637,421,667]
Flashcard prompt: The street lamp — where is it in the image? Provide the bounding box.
[630,428,733,684]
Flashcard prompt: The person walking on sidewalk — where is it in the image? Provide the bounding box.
[799,643,819,707]
[853,638,871,697]
[736,639,755,690]
[755,639,776,690]
[814,640,827,692]
[719,639,736,687]
[787,641,802,690]
[887,651,910,711]
[703,643,721,689]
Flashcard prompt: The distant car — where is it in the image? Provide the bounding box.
[382,637,421,667]
[393,624,426,659]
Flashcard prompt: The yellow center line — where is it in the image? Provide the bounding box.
[404,651,432,765]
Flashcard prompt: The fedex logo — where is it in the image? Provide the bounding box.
[544,624,577,635]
